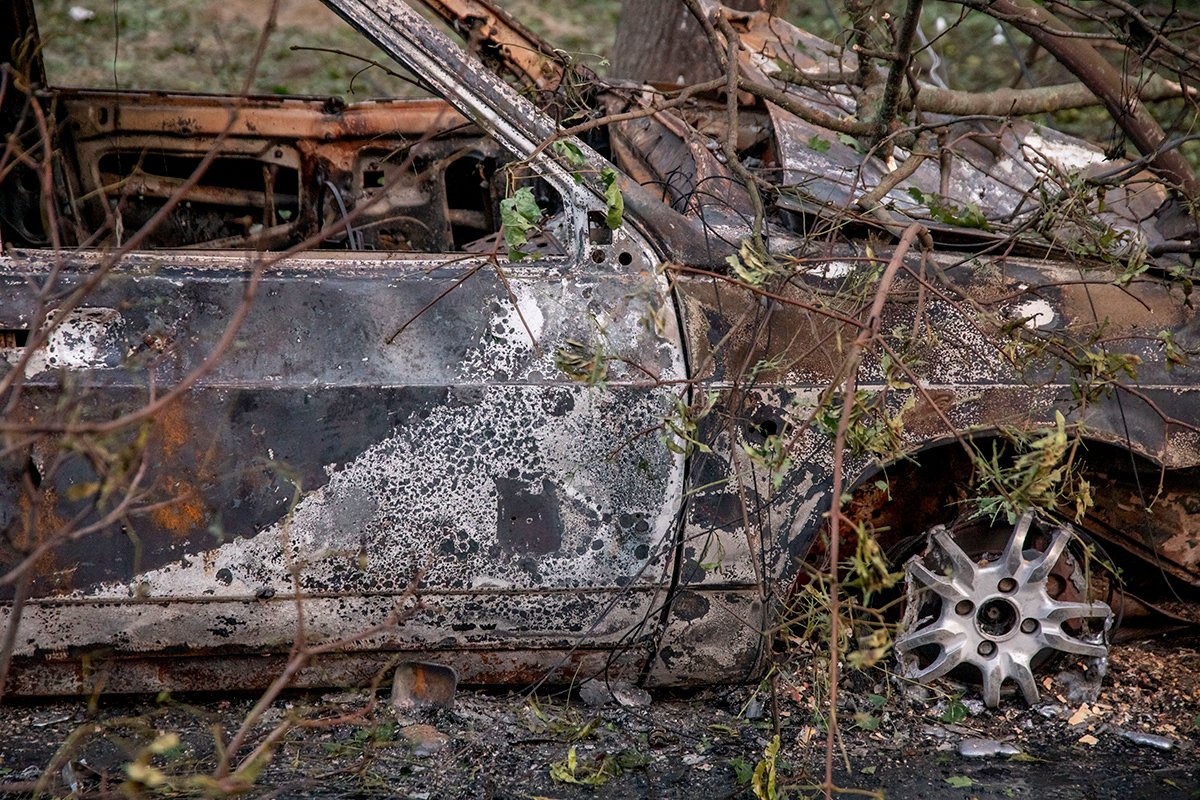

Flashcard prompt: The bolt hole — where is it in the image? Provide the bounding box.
[617,251,633,266]
[977,641,996,657]
[998,577,1018,594]
[590,249,606,264]
[1020,618,1039,634]
[955,600,974,616]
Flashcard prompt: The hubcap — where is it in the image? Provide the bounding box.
[895,512,1113,707]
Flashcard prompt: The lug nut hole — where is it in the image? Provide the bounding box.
[1020,618,1039,634]
[998,577,1018,594]
[977,641,997,657]
[955,600,975,616]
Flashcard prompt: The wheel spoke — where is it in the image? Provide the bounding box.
[908,643,965,683]
[895,626,963,653]
[1001,511,1034,573]
[1044,601,1112,624]
[906,561,959,598]
[1012,661,1039,705]
[932,528,977,590]
[1042,630,1107,658]
[980,661,1004,708]
[1025,527,1070,583]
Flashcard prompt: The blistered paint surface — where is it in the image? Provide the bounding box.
[2,308,127,377]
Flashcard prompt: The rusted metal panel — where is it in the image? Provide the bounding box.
[417,0,568,92]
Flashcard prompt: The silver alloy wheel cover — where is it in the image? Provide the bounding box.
[895,512,1113,707]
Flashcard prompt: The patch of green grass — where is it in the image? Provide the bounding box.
[35,0,621,97]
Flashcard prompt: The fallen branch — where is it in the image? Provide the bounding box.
[915,74,1196,117]
[949,0,1199,198]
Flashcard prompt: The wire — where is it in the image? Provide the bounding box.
[323,179,363,250]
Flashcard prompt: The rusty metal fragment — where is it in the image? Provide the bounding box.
[391,662,458,710]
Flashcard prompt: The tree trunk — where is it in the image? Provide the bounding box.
[611,0,761,85]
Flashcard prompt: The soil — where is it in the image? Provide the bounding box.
[0,634,1196,799]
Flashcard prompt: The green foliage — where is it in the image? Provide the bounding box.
[807,134,831,152]
[726,239,784,288]
[730,756,754,785]
[500,186,544,261]
[322,722,398,757]
[815,390,913,463]
[852,710,880,730]
[1157,329,1191,370]
[527,697,602,743]
[782,518,902,678]
[741,432,793,490]
[842,525,903,605]
[939,696,970,724]
[969,411,1093,525]
[1064,345,1142,402]
[661,391,718,456]
[907,187,991,231]
[752,735,780,800]
[555,338,610,386]
[837,132,864,152]
[552,140,588,180]
[600,167,625,230]
[549,746,620,786]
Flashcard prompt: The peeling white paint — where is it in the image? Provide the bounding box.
[1012,298,1056,329]
[1,307,126,377]
[815,261,855,278]
[1022,132,1105,175]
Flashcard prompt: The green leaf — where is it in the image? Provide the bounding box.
[940,697,969,724]
[752,735,779,800]
[860,765,877,775]
[838,132,863,152]
[907,187,990,230]
[552,140,587,182]
[944,775,974,788]
[730,756,753,785]
[807,134,831,152]
[600,167,624,230]
[500,186,543,261]
[553,140,586,168]
[853,712,880,731]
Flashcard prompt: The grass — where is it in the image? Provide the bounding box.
[35,0,619,98]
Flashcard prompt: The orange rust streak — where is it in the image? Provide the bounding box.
[148,403,213,540]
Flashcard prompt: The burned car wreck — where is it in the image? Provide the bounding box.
[1,0,1198,708]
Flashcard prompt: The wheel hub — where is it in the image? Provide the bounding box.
[895,512,1113,707]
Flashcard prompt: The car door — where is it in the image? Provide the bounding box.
[0,0,687,693]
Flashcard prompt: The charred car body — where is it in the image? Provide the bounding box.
[1,0,1198,705]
